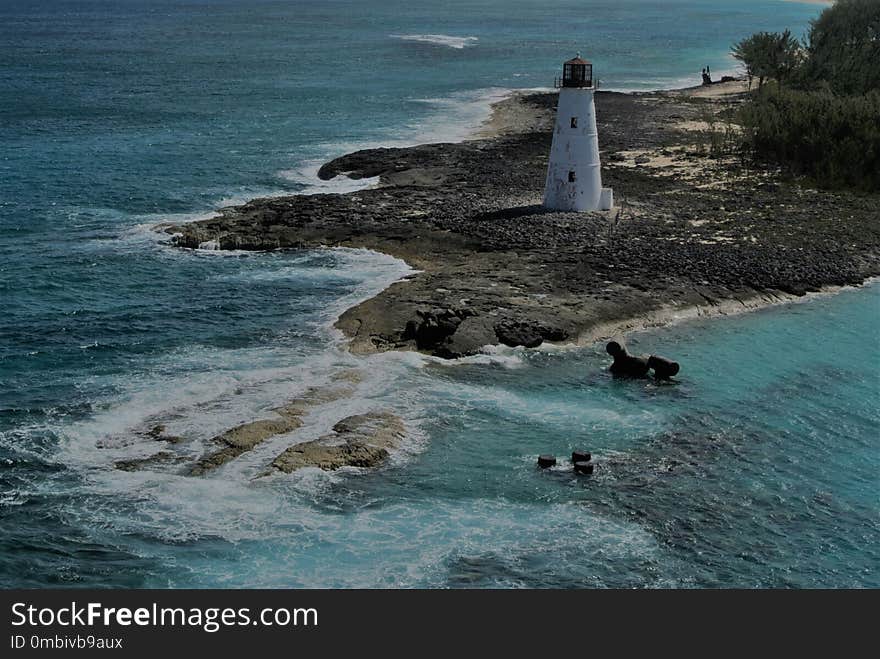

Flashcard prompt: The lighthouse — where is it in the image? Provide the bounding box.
[543,54,613,212]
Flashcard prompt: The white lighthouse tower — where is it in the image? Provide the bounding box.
[543,54,613,212]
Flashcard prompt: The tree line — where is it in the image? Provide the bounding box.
[730,0,880,191]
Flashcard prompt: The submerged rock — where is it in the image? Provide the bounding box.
[115,452,188,473]
[607,341,681,379]
[266,411,406,474]
[188,376,361,476]
[145,424,185,444]
[189,417,303,476]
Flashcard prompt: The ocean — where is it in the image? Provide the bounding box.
[2,0,877,588]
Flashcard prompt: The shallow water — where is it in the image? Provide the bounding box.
[4,279,877,588]
[3,0,876,588]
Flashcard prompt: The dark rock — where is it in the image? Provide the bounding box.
[574,461,595,475]
[403,319,419,340]
[648,355,680,379]
[572,450,592,464]
[414,316,449,348]
[144,424,184,444]
[115,452,187,473]
[607,340,651,377]
[495,321,543,348]
[405,308,474,352]
[537,455,557,468]
[494,320,568,349]
[146,424,165,439]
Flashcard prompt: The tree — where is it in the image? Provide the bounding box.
[732,30,802,89]
[801,0,880,95]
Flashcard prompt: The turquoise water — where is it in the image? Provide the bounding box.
[3,0,877,588]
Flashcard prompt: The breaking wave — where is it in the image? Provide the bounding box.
[392,34,478,49]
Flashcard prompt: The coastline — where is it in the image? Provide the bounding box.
[159,80,880,359]
[573,277,879,349]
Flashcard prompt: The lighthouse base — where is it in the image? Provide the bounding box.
[542,185,613,213]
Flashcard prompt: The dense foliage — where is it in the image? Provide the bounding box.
[731,30,801,89]
[733,0,880,190]
[800,0,880,96]
[740,87,880,190]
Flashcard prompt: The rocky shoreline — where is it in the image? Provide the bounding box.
[161,81,880,359]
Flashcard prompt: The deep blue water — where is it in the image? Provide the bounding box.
[3,0,877,588]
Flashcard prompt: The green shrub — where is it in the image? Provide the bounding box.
[739,86,880,190]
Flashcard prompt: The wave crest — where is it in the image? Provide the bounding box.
[392,34,478,49]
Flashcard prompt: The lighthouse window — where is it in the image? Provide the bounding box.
[568,171,577,183]
[570,117,578,128]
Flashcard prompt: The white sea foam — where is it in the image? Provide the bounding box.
[52,246,424,483]
[48,342,435,549]
[277,162,380,195]
[409,87,514,138]
[351,86,514,148]
[209,260,356,284]
[31,231,669,584]
[605,59,741,93]
[45,451,663,584]
[312,247,417,329]
[121,84,512,242]
[274,86,515,197]
[391,34,478,49]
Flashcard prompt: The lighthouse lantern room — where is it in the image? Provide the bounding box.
[560,56,592,88]
[543,54,613,212]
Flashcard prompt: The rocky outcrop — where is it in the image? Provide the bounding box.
[189,417,303,476]
[494,320,568,349]
[188,374,362,476]
[264,411,406,475]
[144,424,184,444]
[161,90,880,360]
[402,307,479,355]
